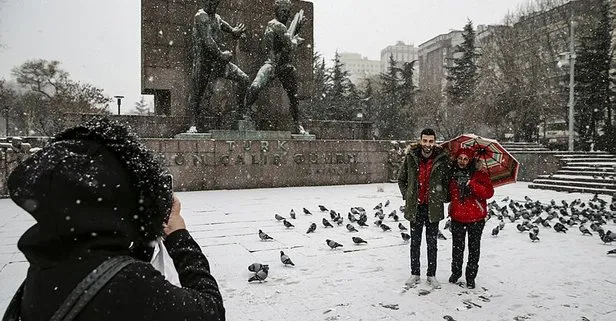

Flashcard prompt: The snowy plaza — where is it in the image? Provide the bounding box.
[1,182,615,321]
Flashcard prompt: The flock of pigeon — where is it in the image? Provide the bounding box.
[248,200,407,282]
[246,194,616,282]
[487,195,616,249]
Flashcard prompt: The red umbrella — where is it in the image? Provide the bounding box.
[441,134,520,187]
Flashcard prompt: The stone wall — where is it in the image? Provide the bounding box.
[0,137,565,197]
[145,139,389,191]
[142,0,314,131]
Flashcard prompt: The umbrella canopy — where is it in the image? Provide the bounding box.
[441,134,520,187]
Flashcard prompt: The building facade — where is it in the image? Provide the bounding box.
[417,30,464,90]
[338,52,381,85]
[380,41,418,84]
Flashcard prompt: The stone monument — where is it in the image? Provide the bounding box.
[141,0,314,134]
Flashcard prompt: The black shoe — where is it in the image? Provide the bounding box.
[449,273,461,284]
[466,279,475,289]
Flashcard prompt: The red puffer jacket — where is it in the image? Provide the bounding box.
[448,169,494,223]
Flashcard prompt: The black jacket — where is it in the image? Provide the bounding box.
[7,118,225,320]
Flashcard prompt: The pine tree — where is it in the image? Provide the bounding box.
[308,51,329,119]
[575,0,612,150]
[376,54,405,139]
[400,61,417,107]
[134,96,151,115]
[327,51,354,120]
[446,20,479,106]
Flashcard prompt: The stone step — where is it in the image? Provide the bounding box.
[528,183,616,195]
[561,165,616,171]
[531,178,616,190]
[556,169,616,176]
[556,153,613,158]
[536,174,616,184]
[559,157,616,162]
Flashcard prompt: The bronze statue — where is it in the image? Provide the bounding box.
[243,0,307,134]
[188,0,250,132]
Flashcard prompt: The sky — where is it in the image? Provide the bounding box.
[1,182,615,319]
[0,0,530,114]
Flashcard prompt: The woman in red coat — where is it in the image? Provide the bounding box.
[447,147,494,289]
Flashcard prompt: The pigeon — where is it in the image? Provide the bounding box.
[326,239,343,249]
[491,226,499,236]
[303,207,312,215]
[374,202,383,210]
[553,222,568,233]
[401,232,411,242]
[248,265,269,282]
[398,222,408,231]
[391,214,399,222]
[280,251,295,266]
[380,223,391,232]
[501,196,510,202]
[248,262,268,272]
[516,224,529,232]
[357,220,369,227]
[374,219,382,227]
[529,231,540,242]
[258,229,274,241]
[578,225,593,236]
[283,219,295,228]
[437,230,447,240]
[531,226,539,236]
[599,230,615,243]
[274,214,285,221]
[352,236,368,244]
[541,220,551,228]
[498,220,505,230]
[348,212,357,223]
[306,222,317,234]
[346,224,358,232]
[319,205,328,212]
[443,219,451,231]
[289,209,296,219]
[384,200,390,207]
[607,249,616,255]
[322,218,334,228]
[388,210,397,218]
[330,210,337,220]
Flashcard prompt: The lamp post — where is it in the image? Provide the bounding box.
[566,20,576,152]
[114,95,125,115]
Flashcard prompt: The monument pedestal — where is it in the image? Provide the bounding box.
[175,130,315,140]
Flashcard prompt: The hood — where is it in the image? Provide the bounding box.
[8,118,173,267]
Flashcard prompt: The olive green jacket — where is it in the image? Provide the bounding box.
[397,146,451,223]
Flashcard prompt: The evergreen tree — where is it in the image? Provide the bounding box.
[326,51,354,120]
[575,0,612,150]
[375,54,407,139]
[308,51,329,119]
[400,61,417,107]
[446,20,479,106]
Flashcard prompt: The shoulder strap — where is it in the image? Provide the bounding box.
[50,255,138,321]
[1,256,138,321]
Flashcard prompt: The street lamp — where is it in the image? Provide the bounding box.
[557,20,577,151]
[114,95,125,115]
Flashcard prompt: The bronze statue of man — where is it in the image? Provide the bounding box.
[243,0,307,134]
[188,0,250,132]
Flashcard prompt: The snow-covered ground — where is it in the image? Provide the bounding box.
[1,182,615,320]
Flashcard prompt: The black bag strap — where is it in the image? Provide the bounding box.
[2,255,138,321]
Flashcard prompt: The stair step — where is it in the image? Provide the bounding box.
[536,174,615,183]
[531,179,616,189]
[528,183,616,195]
[560,158,616,162]
[557,170,616,175]
[561,166,615,171]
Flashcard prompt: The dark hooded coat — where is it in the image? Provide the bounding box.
[6,118,225,321]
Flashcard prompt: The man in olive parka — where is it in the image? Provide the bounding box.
[398,128,450,289]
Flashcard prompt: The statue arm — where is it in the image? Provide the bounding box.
[195,13,226,60]
[272,22,299,50]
